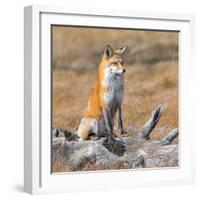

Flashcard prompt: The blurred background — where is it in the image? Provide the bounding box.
[52,26,178,69]
[52,26,178,142]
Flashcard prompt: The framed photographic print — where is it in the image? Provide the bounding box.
[24,5,195,194]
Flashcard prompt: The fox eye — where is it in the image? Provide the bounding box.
[112,62,118,65]
[121,61,124,65]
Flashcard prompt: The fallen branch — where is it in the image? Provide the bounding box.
[161,128,179,146]
[132,150,146,168]
[139,103,164,139]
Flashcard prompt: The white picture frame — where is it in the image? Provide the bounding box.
[24,5,195,194]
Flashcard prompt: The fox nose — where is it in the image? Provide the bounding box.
[123,69,126,73]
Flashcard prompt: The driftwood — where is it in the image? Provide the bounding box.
[52,103,179,172]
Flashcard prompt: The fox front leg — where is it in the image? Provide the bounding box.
[102,108,113,136]
[116,106,126,136]
[102,108,126,156]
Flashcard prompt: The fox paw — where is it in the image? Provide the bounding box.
[114,129,128,137]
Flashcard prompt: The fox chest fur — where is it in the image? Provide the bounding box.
[103,68,124,109]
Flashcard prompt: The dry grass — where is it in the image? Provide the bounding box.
[53,160,73,172]
[52,26,178,69]
[53,61,178,142]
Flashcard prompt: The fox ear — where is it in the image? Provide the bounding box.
[104,45,113,59]
[119,46,128,55]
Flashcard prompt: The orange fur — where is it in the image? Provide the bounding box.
[84,59,108,118]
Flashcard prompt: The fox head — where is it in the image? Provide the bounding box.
[102,45,128,76]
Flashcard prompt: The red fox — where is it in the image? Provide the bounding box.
[77,45,128,140]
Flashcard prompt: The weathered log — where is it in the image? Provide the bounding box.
[102,136,126,157]
[52,103,179,172]
[52,131,178,172]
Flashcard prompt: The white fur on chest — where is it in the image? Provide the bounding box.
[102,68,124,105]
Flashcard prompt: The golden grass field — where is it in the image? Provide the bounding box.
[52,27,178,172]
[52,26,178,69]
